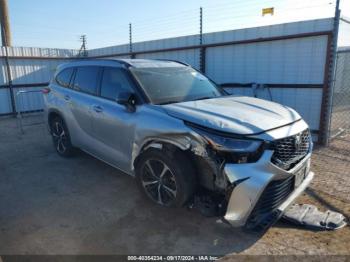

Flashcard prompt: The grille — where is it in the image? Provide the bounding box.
[271,129,311,170]
[247,176,294,228]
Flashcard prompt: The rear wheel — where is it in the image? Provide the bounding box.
[50,116,74,157]
[135,149,195,207]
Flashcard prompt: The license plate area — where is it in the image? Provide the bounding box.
[294,160,309,187]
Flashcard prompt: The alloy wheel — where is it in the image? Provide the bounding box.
[141,159,177,206]
[52,121,68,154]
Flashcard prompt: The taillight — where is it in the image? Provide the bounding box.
[42,87,51,94]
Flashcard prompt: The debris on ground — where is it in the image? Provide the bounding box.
[283,204,347,230]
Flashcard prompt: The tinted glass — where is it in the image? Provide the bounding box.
[130,66,224,104]
[100,67,134,100]
[73,66,100,95]
[56,68,73,88]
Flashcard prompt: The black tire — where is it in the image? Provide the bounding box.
[135,148,196,207]
[50,116,74,157]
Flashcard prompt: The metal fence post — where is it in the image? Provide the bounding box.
[199,7,206,73]
[129,23,135,59]
[15,90,24,133]
[322,0,341,145]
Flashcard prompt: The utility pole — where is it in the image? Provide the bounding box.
[0,0,12,46]
[0,0,15,115]
[1,24,15,115]
[78,35,87,57]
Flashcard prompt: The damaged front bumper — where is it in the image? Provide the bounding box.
[223,150,313,227]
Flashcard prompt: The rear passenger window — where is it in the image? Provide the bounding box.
[73,66,100,95]
[100,68,134,101]
[56,68,73,88]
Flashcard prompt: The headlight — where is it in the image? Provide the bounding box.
[188,124,264,163]
[191,127,262,153]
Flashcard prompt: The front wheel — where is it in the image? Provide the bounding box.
[135,149,195,207]
[50,116,74,157]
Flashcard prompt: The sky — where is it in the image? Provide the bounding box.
[6,0,350,50]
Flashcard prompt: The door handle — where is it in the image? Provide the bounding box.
[64,95,71,101]
[92,105,103,113]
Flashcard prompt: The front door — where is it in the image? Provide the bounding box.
[91,67,138,172]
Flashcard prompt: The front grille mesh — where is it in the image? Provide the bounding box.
[247,176,294,229]
[271,129,311,170]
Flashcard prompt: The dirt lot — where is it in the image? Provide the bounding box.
[0,115,349,256]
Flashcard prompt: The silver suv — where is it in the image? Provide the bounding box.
[43,59,314,229]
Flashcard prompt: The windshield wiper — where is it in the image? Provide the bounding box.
[158,96,216,105]
[192,96,214,101]
[158,100,180,105]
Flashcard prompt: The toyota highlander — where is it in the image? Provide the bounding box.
[43,59,314,229]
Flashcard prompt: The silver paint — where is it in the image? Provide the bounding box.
[44,59,314,227]
[224,152,312,227]
[163,95,301,135]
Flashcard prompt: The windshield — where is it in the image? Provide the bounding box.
[130,66,225,105]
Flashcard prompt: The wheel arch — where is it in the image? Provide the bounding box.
[47,109,66,130]
[133,139,198,207]
[132,138,194,171]
[132,135,225,192]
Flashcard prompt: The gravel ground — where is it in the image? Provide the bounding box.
[0,115,349,257]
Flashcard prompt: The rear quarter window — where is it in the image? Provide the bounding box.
[55,68,74,88]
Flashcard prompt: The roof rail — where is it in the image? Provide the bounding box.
[153,59,191,67]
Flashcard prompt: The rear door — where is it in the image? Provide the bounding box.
[50,67,76,138]
[68,66,101,149]
[90,66,138,171]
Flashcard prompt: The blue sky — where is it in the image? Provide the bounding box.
[7,0,349,50]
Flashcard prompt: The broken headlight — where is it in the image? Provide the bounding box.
[205,134,261,153]
[189,124,264,163]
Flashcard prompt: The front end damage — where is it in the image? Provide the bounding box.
[223,128,314,229]
[223,152,314,229]
[132,122,314,230]
[197,145,314,230]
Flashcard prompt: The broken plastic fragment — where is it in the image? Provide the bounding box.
[282,204,347,230]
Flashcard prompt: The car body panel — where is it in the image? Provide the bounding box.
[224,151,312,227]
[162,96,301,136]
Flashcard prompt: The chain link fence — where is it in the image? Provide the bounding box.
[330,49,350,139]
[312,48,350,217]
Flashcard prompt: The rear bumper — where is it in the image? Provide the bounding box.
[223,150,313,227]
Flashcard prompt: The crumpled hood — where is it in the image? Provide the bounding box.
[162,96,301,135]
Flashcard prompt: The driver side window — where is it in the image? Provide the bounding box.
[100,67,134,101]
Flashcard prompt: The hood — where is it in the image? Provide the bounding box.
[162,96,301,135]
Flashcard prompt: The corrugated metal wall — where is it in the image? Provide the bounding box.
[0,58,73,115]
[0,18,334,141]
[0,46,78,115]
[0,46,79,57]
[205,36,327,84]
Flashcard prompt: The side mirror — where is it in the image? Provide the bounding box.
[116,91,137,112]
